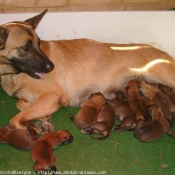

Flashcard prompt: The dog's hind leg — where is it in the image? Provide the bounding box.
[10,92,69,131]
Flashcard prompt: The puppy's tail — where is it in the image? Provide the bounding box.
[91,131,109,140]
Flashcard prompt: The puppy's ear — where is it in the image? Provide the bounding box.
[0,26,8,50]
[25,9,48,29]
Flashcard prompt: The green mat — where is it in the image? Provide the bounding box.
[0,87,175,175]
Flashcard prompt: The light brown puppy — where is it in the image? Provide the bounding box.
[81,102,115,140]
[0,125,39,150]
[69,92,106,129]
[134,104,175,142]
[127,80,149,121]
[108,99,136,131]
[1,10,175,130]
[31,130,73,175]
[138,80,175,123]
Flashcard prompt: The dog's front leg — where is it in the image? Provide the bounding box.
[10,92,69,131]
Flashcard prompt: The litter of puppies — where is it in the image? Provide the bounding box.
[69,80,175,142]
[1,80,175,174]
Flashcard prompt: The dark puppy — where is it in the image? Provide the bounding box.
[134,104,175,142]
[81,102,115,140]
[69,92,106,129]
[138,80,175,123]
[108,99,136,131]
[0,125,39,150]
[31,130,73,175]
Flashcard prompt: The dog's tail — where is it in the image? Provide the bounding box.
[91,131,109,140]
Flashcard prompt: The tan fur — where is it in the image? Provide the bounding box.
[1,11,175,130]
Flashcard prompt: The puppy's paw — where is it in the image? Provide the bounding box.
[112,125,120,131]
[81,128,92,134]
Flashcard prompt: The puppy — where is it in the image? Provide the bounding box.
[69,92,106,129]
[138,80,175,123]
[31,130,73,174]
[127,80,149,121]
[159,84,175,105]
[108,99,136,131]
[0,125,39,150]
[81,102,115,140]
[134,104,175,142]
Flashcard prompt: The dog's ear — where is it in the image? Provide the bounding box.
[0,26,8,50]
[25,9,48,29]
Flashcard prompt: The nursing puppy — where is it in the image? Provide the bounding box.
[134,104,175,142]
[81,102,115,140]
[127,81,149,121]
[0,125,39,150]
[31,130,73,174]
[108,99,136,131]
[69,92,106,129]
[159,84,175,105]
[1,10,175,130]
[138,80,175,123]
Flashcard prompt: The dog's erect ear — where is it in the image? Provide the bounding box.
[25,9,48,29]
[0,26,8,50]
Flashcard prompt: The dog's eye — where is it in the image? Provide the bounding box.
[21,46,26,50]
[21,40,32,51]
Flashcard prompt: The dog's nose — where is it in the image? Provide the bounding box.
[45,61,54,72]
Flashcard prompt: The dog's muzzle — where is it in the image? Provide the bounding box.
[10,58,54,79]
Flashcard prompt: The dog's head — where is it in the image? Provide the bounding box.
[58,130,73,145]
[0,9,54,79]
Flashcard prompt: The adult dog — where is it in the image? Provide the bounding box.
[1,10,175,131]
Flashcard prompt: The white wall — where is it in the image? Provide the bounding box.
[0,11,175,57]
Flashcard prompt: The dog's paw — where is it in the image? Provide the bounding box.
[25,120,54,134]
[40,121,54,133]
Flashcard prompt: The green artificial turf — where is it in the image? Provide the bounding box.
[0,87,175,175]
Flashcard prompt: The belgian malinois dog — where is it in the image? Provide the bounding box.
[0,9,54,78]
[1,10,175,131]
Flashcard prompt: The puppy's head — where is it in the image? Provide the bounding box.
[57,130,73,145]
[147,104,162,120]
[137,80,156,99]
